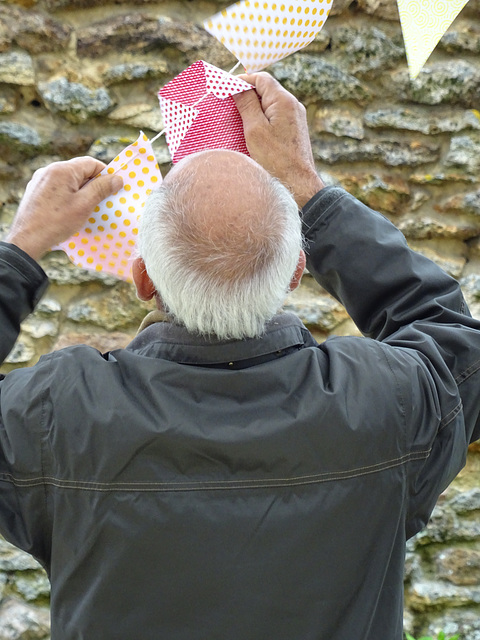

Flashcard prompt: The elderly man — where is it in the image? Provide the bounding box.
[1,73,479,640]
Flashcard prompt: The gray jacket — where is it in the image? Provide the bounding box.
[0,187,479,640]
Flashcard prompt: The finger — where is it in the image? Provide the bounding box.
[68,156,108,185]
[80,174,123,207]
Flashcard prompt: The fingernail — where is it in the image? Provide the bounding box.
[112,176,123,192]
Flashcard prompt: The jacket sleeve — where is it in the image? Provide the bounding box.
[0,242,51,563]
[302,188,480,535]
[0,242,49,364]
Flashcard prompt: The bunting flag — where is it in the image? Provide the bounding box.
[57,132,162,282]
[397,0,470,79]
[159,61,252,163]
[204,0,333,74]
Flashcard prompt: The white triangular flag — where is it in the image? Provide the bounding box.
[397,0,470,79]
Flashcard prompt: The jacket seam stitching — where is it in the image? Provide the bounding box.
[0,450,431,492]
[438,401,463,431]
[455,357,480,386]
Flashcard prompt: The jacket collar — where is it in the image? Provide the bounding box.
[126,312,316,368]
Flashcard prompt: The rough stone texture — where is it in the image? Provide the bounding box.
[39,78,113,123]
[0,5,71,54]
[272,54,370,105]
[356,0,400,21]
[312,138,440,167]
[364,106,480,135]
[435,548,480,586]
[102,58,170,86]
[0,0,479,637]
[445,134,480,175]
[0,51,35,86]
[314,107,364,139]
[0,123,42,158]
[107,103,164,133]
[77,14,212,58]
[336,173,411,214]
[330,26,404,75]
[398,216,480,241]
[66,284,152,331]
[438,189,480,217]
[393,61,480,107]
[0,88,17,115]
[440,20,480,55]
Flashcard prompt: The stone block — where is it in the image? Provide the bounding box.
[356,0,400,21]
[102,59,170,86]
[448,488,480,515]
[283,289,349,332]
[445,134,480,174]
[0,540,42,572]
[0,5,71,54]
[398,216,480,241]
[422,609,480,639]
[364,106,480,135]
[39,78,113,124]
[440,20,480,55]
[77,14,211,58]
[0,88,17,115]
[272,54,369,105]
[435,548,480,586]
[107,103,164,133]
[314,107,364,139]
[408,578,480,612]
[330,26,403,75]
[439,189,480,217]
[0,598,49,640]
[338,173,411,214]
[410,171,477,185]
[0,51,35,86]
[13,572,50,603]
[66,284,152,331]
[393,61,480,107]
[4,338,35,365]
[312,138,439,166]
[0,122,43,159]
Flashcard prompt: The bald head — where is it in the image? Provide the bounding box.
[162,150,287,282]
[138,150,303,339]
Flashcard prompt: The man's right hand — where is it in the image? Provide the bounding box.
[233,73,324,209]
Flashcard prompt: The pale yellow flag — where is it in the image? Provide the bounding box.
[397,0,470,79]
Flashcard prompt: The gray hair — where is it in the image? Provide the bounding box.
[138,164,303,340]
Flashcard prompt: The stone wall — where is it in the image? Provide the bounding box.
[0,0,479,637]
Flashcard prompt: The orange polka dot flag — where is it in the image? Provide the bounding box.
[57,132,162,282]
[159,60,253,164]
[204,0,333,73]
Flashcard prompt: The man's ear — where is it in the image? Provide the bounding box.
[289,250,306,292]
[132,257,156,301]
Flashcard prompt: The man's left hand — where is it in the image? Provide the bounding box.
[6,157,123,262]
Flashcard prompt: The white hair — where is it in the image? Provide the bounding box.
[138,162,303,340]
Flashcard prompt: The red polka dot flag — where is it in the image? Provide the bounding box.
[159,60,253,164]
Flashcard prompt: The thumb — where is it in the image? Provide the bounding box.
[81,174,124,207]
